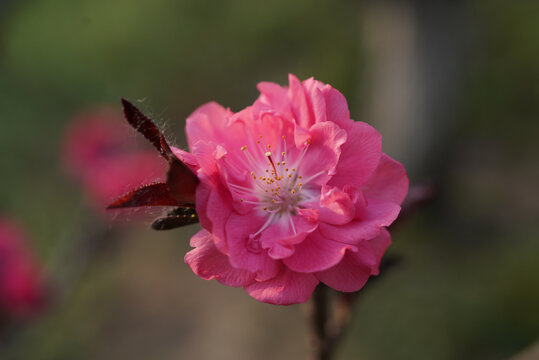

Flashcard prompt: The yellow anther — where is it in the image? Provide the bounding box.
[265,152,271,157]
[241,145,247,151]
[306,139,311,145]
[191,214,196,218]
[259,135,263,138]
[288,174,292,178]
[250,171,254,175]
[298,183,302,187]
[281,152,285,156]
[265,169,269,172]
[285,168,289,172]
[282,135,286,139]
[292,168,296,171]
[267,144,271,148]
[299,176,302,179]
[240,199,244,202]
[264,207,268,210]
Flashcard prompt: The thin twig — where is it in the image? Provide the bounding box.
[309,285,357,360]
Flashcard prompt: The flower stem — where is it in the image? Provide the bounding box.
[309,285,356,360]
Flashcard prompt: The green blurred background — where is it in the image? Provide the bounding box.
[1,0,538,359]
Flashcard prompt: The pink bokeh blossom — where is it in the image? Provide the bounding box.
[63,108,167,210]
[183,75,409,304]
[0,217,46,318]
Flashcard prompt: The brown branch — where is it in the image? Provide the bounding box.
[309,285,358,360]
[307,255,404,360]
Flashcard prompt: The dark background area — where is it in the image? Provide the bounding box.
[0,0,538,359]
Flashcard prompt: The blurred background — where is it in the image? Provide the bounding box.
[0,0,538,359]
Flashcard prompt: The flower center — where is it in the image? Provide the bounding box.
[226,134,324,244]
[230,134,323,207]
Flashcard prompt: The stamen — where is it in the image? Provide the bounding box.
[229,183,256,195]
[266,153,279,178]
[251,213,276,238]
[241,199,265,205]
[292,140,310,169]
[242,148,261,172]
[288,215,297,235]
[301,170,327,184]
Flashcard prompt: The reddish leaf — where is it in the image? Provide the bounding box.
[121,98,169,160]
[107,182,178,209]
[167,156,198,204]
[120,98,199,206]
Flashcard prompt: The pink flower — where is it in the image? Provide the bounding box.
[0,217,46,318]
[183,74,409,304]
[62,108,167,210]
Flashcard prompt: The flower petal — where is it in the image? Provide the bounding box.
[321,85,354,131]
[195,183,233,254]
[185,230,256,287]
[361,154,409,204]
[171,146,199,173]
[303,77,327,123]
[283,230,357,273]
[260,211,318,260]
[288,74,314,129]
[255,81,292,117]
[329,121,382,188]
[298,121,347,185]
[319,199,400,244]
[315,248,372,292]
[225,213,281,281]
[244,268,319,305]
[368,228,392,275]
[318,186,355,225]
[185,102,229,149]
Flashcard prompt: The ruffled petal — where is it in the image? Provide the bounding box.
[195,183,233,254]
[260,210,318,260]
[321,85,354,131]
[191,141,220,180]
[368,228,392,275]
[185,102,229,149]
[170,146,199,173]
[318,199,400,244]
[283,230,357,273]
[329,121,382,188]
[303,78,327,123]
[315,248,372,292]
[245,267,319,305]
[288,74,314,129]
[298,121,347,185]
[185,230,256,287]
[255,81,292,118]
[361,154,409,204]
[225,213,281,281]
[319,186,355,225]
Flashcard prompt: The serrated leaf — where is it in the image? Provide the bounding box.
[107,182,178,209]
[121,98,169,159]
